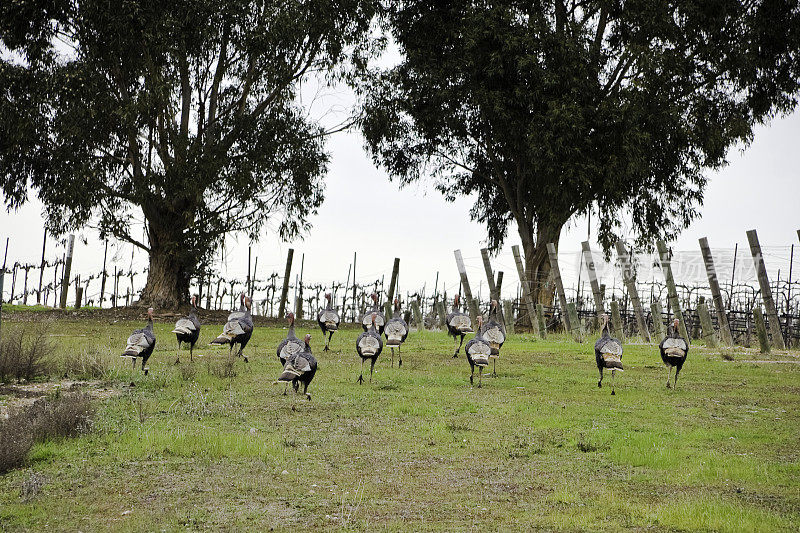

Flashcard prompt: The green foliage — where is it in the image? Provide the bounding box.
[0,0,378,306]
[360,1,800,258]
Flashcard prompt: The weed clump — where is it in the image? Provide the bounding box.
[0,409,35,474]
[28,391,94,440]
[0,327,55,383]
[207,356,237,379]
[0,392,93,474]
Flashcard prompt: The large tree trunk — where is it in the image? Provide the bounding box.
[137,216,193,310]
[518,219,563,308]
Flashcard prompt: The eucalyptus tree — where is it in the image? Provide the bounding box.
[360,0,800,304]
[1,0,376,308]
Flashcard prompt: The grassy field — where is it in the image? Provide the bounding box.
[0,311,799,531]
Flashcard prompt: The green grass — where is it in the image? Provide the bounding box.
[0,316,799,531]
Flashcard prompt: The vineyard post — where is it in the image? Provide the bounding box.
[581,241,605,322]
[546,243,572,333]
[75,275,83,309]
[614,240,651,342]
[746,230,786,349]
[99,240,108,308]
[650,301,665,340]
[480,248,498,301]
[352,252,357,322]
[697,299,718,348]
[386,258,400,318]
[37,229,46,304]
[753,307,771,354]
[454,249,479,326]
[278,248,294,319]
[0,238,7,339]
[699,237,734,345]
[295,253,305,318]
[59,235,75,308]
[656,240,691,342]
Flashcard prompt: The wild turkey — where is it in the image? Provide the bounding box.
[356,312,383,384]
[659,318,689,389]
[317,293,340,352]
[465,315,491,387]
[172,295,201,363]
[446,294,473,358]
[276,312,305,395]
[595,313,623,395]
[384,298,409,367]
[481,299,506,376]
[121,307,156,375]
[361,293,386,335]
[275,333,317,400]
[210,294,254,362]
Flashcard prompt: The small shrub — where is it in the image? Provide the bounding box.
[0,409,34,474]
[19,471,47,502]
[27,392,94,441]
[0,393,93,474]
[0,327,55,383]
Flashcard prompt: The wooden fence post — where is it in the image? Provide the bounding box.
[699,237,734,345]
[656,240,691,342]
[503,299,515,335]
[480,248,498,300]
[610,300,625,342]
[753,307,771,354]
[566,302,582,342]
[0,268,5,339]
[75,284,83,310]
[697,300,718,348]
[386,258,400,318]
[512,245,540,335]
[746,230,786,349]
[614,240,651,342]
[295,253,305,318]
[278,248,294,319]
[650,301,665,340]
[59,235,75,309]
[454,249,479,325]
[37,229,47,304]
[546,243,572,333]
[581,241,605,319]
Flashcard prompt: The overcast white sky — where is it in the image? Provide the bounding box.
[2,103,799,306]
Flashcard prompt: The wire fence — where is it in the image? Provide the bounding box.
[2,236,799,347]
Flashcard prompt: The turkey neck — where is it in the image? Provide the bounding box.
[288,318,297,338]
[326,298,333,310]
[146,316,153,332]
